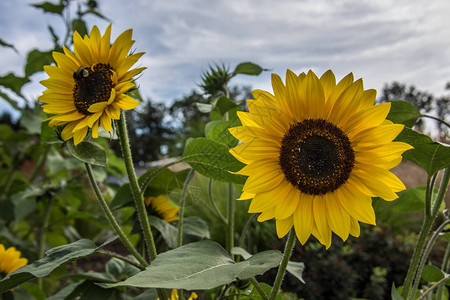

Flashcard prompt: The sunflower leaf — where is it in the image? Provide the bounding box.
[233,62,264,76]
[66,140,108,167]
[102,240,278,290]
[210,96,240,120]
[205,119,241,148]
[0,238,117,293]
[180,137,246,184]
[423,264,445,283]
[386,100,421,127]
[395,127,450,175]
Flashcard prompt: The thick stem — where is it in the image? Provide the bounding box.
[117,112,157,261]
[85,163,147,267]
[403,167,450,299]
[38,197,53,290]
[177,169,195,247]
[411,219,450,297]
[250,278,269,300]
[269,229,296,300]
[226,183,235,259]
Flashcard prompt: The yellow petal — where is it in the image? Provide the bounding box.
[276,217,293,238]
[100,114,112,132]
[115,95,140,110]
[313,195,332,249]
[293,193,314,245]
[73,127,88,145]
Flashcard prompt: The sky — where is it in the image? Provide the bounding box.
[1,0,450,114]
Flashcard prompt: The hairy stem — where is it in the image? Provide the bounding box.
[177,169,195,247]
[269,229,296,300]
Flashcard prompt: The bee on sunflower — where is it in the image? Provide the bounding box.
[40,24,145,145]
[229,70,412,248]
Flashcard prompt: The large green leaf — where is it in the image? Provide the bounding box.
[0,238,116,293]
[423,264,445,283]
[181,137,246,184]
[205,119,240,148]
[286,261,305,283]
[233,62,264,76]
[386,100,421,127]
[210,96,240,121]
[390,186,442,212]
[66,140,108,167]
[395,127,450,175]
[103,240,280,290]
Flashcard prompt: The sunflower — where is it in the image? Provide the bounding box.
[162,289,198,300]
[0,244,27,278]
[229,70,412,248]
[145,195,179,222]
[40,24,145,145]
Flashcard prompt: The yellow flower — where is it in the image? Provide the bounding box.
[145,195,179,222]
[0,244,27,277]
[229,70,412,248]
[40,24,145,145]
[160,289,197,300]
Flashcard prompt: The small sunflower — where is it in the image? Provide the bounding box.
[163,289,198,300]
[229,70,412,248]
[40,24,145,145]
[145,195,179,223]
[0,244,27,278]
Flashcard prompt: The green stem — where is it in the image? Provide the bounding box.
[436,242,450,299]
[177,169,195,247]
[226,183,235,259]
[417,275,450,300]
[403,167,450,299]
[117,111,157,261]
[85,163,147,268]
[140,159,181,194]
[96,249,146,270]
[421,114,450,128]
[250,278,269,300]
[411,219,450,297]
[208,179,227,224]
[269,229,296,300]
[425,174,437,217]
[38,197,53,290]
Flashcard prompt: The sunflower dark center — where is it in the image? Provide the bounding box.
[73,63,113,115]
[279,119,355,195]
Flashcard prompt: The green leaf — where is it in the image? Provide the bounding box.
[0,73,30,97]
[391,186,441,212]
[0,91,20,110]
[210,96,239,120]
[102,240,248,290]
[110,168,190,210]
[391,283,404,300]
[66,140,107,167]
[46,281,86,300]
[286,261,305,283]
[31,1,65,14]
[149,216,210,249]
[0,38,18,52]
[194,102,213,113]
[386,100,421,127]
[0,238,116,293]
[205,119,240,148]
[41,121,63,144]
[236,250,282,280]
[233,62,264,76]
[25,49,54,77]
[180,137,246,184]
[244,282,283,300]
[72,19,88,37]
[106,258,140,280]
[231,247,252,260]
[395,127,450,175]
[20,111,43,135]
[423,264,445,282]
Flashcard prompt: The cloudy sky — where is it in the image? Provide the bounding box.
[1,0,450,114]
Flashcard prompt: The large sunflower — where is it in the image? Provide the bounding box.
[229,70,412,248]
[0,244,27,277]
[40,24,145,145]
